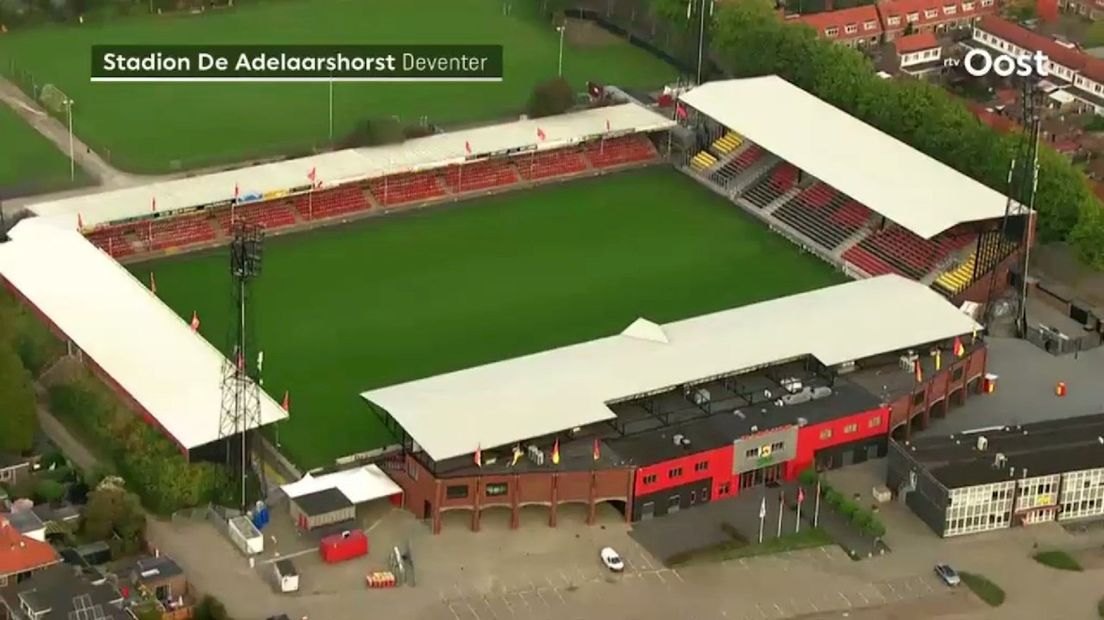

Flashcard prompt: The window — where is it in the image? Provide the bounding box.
[869,416,882,428]
[925,9,938,18]
[888,16,901,25]
[845,24,858,34]
[668,494,681,508]
[694,461,709,472]
[669,467,683,479]
[952,367,964,381]
[844,423,858,434]
[486,483,508,497]
[908,12,920,21]
[981,0,992,6]
[944,4,956,14]
[963,1,974,9]
[406,461,419,480]
[825,27,839,36]
[864,19,877,30]
[819,428,833,440]
[745,448,759,458]
[445,485,469,499]
[913,391,926,406]
[772,442,785,452]
[718,482,731,495]
[643,474,657,485]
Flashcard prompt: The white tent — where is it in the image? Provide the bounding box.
[281,465,401,505]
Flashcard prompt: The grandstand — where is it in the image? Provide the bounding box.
[364,275,986,531]
[29,103,671,262]
[678,76,1034,304]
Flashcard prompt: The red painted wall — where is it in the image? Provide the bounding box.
[633,443,735,501]
[788,407,889,478]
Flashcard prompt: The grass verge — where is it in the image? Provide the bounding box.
[1032,550,1083,571]
[960,571,1005,607]
[667,527,832,567]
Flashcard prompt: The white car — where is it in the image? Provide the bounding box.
[599,547,624,572]
[934,563,961,586]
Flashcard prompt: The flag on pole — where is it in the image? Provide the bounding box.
[971,325,978,343]
[190,311,200,332]
[234,183,240,201]
[257,350,265,374]
[914,359,923,383]
[77,213,84,230]
[551,438,561,465]
[281,391,290,412]
[605,118,611,132]
[797,487,805,505]
[537,127,547,141]
[236,351,245,372]
[149,272,157,294]
[813,477,822,527]
[593,438,601,461]
[511,445,524,467]
[474,444,482,468]
[464,140,472,155]
[953,336,965,357]
[933,348,942,371]
[676,103,688,119]
[686,0,692,19]
[759,497,766,519]
[151,196,157,212]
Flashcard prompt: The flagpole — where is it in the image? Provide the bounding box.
[758,496,766,544]
[776,491,783,538]
[813,478,821,528]
[328,71,334,143]
[795,495,802,534]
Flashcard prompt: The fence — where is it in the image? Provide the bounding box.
[1024,324,1101,356]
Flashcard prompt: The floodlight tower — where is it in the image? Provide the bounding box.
[219,221,265,511]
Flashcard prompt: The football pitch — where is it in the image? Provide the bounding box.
[0,0,673,174]
[134,169,844,468]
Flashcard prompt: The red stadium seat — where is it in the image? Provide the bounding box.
[293,186,371,220]
[584,135,658,168]
[216,201,297,233]
[515,150,588,181]
[443,160,520,193]
[367,172,445,206]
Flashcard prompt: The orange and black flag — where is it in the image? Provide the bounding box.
[474,444,482,468]
[593,438,601,462]
[953,336,965,358]
[933,348,942,372]
[551,438,561,465]
[914,359,923,383]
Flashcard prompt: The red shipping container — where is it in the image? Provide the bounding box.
[319,530,368,564]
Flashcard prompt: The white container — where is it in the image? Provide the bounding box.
[273,559,300,593]
[228,516,263,556]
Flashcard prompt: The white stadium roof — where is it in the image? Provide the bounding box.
[0,218,288,450]
[29,103,675,230]
[281,465,401,505]
[362,275,980,462]
[680,76,1018,240]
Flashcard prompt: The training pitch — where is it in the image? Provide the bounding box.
[0,101,88,192]
[0,0,673,174]
[134,168,844,468]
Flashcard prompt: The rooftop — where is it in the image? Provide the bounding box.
[0,218,288,450]
[6,564,125,620]
[27,104,675,230]
[976,15,1104,83]
[897,413,1104,488]
[291,488,354,517]
[0,515,59,578]
[879,0,993,30]
[364,275,979,462]
[895,31,940,54]
[281,465,401,505]
[793,5,883,38]
[679,77,1021,239]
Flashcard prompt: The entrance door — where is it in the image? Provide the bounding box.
[641,502,655,520]
[423,500,432,520]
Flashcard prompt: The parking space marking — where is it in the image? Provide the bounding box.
[445,603,462,620]
[755,603,769,619]
[480,597,500,620]
[838,592,852,608]
[772,602,786,618]
[557,570,573,587]
[669,568,685,582]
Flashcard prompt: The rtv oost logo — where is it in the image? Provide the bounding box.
[946,49,1049,78]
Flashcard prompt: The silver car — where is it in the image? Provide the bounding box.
[934,563,961,586]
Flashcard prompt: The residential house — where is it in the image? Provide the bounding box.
[972,15,1104,114]
[123,555,189,610]
[1059,0,1104,19]
[0,511,45,544]
[878,0,998,41]
[793,5,885,47]
[895,31,946,76]
[0,564,125,620]
[0,516,59,588]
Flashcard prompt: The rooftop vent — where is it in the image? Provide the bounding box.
[796,417,808,427]
[993,452,1006,468]
[977,436,988,451]
[673,434,684,446]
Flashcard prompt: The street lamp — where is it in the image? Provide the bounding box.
[64,98,74,181]
[557,25,566,77]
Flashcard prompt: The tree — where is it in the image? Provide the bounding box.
[35,479,66,504]
[194,596,232,620]
[0,339,36,455]
[1069,201,1104,270]
[652,0,692,25]
[82,485,145,549]
[527,77,575,118]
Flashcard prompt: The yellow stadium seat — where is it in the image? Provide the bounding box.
[936,253,977,295]
[690,151,718,171]
[711,132,744,155]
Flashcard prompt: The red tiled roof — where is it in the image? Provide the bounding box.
[976,15,1104,83]
[795,5,884,39]
[878,0,995,32]
[895,31,940,53]
[0,516,59,577]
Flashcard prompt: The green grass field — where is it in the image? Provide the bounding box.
[0,0,674,174]
[0,101,88,192]
[134,169,843,468]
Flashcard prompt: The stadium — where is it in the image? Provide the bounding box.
[0,75,1028,530]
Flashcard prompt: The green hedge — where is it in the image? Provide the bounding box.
[960,571,1005,607]
[48,378,230,514]
[1032,550,1082,572]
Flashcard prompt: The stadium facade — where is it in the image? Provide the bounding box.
[366,276,987,532]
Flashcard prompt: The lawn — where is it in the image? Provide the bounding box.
[0,101,88,194]
[133,169,844,468]
[0,0,674,173]
[1032,550,1083,571]
[667,527,833,567]
[960,571,1005,607]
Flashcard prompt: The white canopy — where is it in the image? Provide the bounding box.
[363,275,980,462]
[281,465,401,505]
[0,218,288,450]
[680,76,1021,239]
[29,103,676,230]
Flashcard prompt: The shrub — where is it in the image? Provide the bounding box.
[838,498,859,519]
[960,572,1005,607]
[824,488,842,508]
[865,518,886,538]
[851,510,871,531]
[527,77,575,118]
[35,479,66,504]
[1032,550,1082,572]
[797,468,818,486]
[194,595,232,620]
